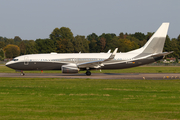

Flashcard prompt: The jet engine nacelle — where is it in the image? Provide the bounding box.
[61,64,79,73]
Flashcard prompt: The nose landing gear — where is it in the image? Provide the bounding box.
[20,71,25,76]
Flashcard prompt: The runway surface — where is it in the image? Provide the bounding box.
[0,73,180,79]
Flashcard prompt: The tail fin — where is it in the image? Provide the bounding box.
[142,23,169,54]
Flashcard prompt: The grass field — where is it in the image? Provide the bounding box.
[1,65,180,74]
[0,78,180,120]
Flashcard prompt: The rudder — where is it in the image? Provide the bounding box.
[142,23,169,54]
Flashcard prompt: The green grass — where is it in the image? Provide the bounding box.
[0,78,180,119]
[1,65,180,73]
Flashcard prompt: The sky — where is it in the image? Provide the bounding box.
[0,0,180,40]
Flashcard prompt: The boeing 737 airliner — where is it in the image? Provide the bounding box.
[6,23,172,76]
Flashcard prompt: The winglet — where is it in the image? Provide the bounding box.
[107,49,111,53]
[112,48,118,55]
[107,48,118,60]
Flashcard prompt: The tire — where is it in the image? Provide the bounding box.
[86,71,91,76]
[21,73,25,76]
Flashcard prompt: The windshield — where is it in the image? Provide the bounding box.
[12,59,18,61]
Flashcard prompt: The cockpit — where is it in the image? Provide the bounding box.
[12,59,19,61]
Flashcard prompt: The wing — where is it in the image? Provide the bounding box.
[77,48,118,69]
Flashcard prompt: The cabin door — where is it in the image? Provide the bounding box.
[24,56,29,65]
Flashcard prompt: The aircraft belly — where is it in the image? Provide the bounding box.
[9,62,64,71]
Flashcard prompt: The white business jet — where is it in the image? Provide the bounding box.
[6,23,172,76]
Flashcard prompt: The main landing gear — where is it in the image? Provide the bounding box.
[86,70,91,76]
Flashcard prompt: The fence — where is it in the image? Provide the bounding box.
[0,61,6,65]
[145,63,180,66]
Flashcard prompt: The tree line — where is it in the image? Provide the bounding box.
[0,27,180,60]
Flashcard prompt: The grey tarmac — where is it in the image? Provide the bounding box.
[0,73,180,79]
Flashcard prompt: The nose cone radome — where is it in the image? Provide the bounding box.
[5,61,14,69]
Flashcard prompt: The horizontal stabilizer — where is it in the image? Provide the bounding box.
[151,51,174,57]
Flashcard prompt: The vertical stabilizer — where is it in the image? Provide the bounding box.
[142,23,169,54]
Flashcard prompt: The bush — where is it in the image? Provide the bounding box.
[0,56,3,61]
[0,48,4,58]
[3,44,20,58]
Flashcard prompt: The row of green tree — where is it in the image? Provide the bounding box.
[0,27,180,60]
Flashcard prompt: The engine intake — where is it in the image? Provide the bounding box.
[61,64,79,73]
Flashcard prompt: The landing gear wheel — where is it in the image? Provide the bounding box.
[21,73,25,76]
[86,70,91,76]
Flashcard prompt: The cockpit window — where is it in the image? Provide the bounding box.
[13,59,18,61]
